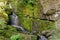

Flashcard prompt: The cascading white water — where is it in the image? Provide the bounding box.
[10,12,18,25]
[10,12,27,33]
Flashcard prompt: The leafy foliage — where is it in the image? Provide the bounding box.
[10,34,23,40]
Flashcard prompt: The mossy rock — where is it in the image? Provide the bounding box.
[10,33,37,40]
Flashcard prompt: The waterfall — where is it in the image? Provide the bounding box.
[10,12,28,33]
[10,12,18,25]
[8,3,29,33]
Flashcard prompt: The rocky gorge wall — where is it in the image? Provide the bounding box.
[40,0,60,29]
[0,0,60,40]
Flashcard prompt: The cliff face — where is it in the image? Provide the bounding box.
[39,0,60,40]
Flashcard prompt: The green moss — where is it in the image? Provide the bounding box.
[10,34,24,40]
[37,20,56,32]
[22,17,32,32]
[0,18,7,29]
[48,29,60,40]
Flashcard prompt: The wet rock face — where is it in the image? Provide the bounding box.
[41,9,59,21]
[40,0,60,21]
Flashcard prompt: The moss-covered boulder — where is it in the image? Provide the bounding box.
[10,33,37,40]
